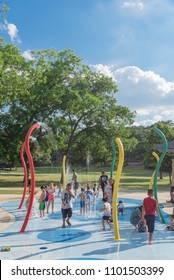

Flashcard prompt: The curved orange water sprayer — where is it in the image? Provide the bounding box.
[148,152,159,190]
[18,141,28,209]
[113,138,124,241]
[20,123,41,232]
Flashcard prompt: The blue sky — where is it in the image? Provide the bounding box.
[1,0,174,126]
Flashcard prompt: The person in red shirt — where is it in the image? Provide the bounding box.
[142,189,158,245]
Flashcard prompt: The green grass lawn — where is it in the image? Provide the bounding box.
[0,164,171,193]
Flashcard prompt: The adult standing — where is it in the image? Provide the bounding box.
[99,170,108,196]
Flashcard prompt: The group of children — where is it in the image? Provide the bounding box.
[78,183,99,215]
[61,181,112,230]
[98,173,171,244]
[26,172,173,245]
[77,178,125,230]
[129,187,174,244]
[39,176,124,230]
[129,189,160,245]
[69,183,174,243]
[26,182,56,218]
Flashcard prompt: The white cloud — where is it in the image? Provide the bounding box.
[92,64,116,81]
[136,109,150,116]
[122,1,145,11]
[7,23,18,41]
[2,20,20,42]
[134,114,163,126]
[22,50,34,61]
[134,117,157,127]
[113,66,174,107]
[93,63,174,126]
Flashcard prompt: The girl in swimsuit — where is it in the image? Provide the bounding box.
[47,182,55,214]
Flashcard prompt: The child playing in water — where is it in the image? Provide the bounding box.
[117,200,125,215]
[47,182,55,214]
[99,198,112,230]
[61,182,75,228]
[38,186,46,218]
[44,185,49,213]
[78,187,86,215]
[57,182,62,197]
[137,219,148,233]
[85,183,93,211]
[105,178,113,204]
[93,183,99,202]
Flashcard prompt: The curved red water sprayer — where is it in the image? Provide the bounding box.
[18,141,28,209]
[20,123,41,232]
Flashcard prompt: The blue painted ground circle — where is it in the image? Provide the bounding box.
[38,228,91,243]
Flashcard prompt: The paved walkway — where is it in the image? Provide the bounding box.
[0,195,20,230]
[0,191,174,260]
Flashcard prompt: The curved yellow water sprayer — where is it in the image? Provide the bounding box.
[149,152,159,190]
[113,138,124,241]
[62,155,66,189]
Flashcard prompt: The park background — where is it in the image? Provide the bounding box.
[1,1,174,201]
[1,2,174,262]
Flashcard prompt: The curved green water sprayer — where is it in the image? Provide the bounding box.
[153,127,168,223]
[110,140,117,179]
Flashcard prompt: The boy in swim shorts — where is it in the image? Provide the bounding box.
[61,183,75,228]
[78,187,86,215]
[38,186,46,218]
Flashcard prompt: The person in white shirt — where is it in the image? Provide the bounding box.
[99,198,112,230]
[61,183,75,228]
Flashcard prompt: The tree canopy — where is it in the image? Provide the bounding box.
[0,39,136,166]
[1,39,174,172]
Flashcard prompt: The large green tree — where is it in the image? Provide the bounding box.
[0,38,30,109]
[0,46,82,165]
[0,40,136,167]
[125,125,148,162]
[0,39,32,165]
[48,64,136,160]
